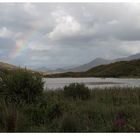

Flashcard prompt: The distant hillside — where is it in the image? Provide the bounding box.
[114,52,140,62]
[38,52,140,73]
[85,59,140,77]
[47,59,140,78]
[0,62,17,72]
[37,58,112,73]
[0,61,41,75]
[67,53,140,72]
[66,58,112,72]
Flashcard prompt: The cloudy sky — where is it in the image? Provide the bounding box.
[0,3,140,69]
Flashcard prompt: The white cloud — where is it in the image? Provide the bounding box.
[29,41,52,51]
[107,20,118,25]
[48,10,81,40]
[120,41,140,54]
[23,3,38,17]
[13,32,23,39]
[0,27,13,38]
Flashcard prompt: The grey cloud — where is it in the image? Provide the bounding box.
[0,3,140,69]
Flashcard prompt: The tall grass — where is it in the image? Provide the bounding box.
[2,87,140,132]
[0,70,140,132]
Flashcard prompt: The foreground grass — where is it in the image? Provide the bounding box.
[1,87,140,132]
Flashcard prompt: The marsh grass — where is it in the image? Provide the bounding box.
[0,71,140,132]
[32,87,140,132]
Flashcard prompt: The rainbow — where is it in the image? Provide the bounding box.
[9,25,41,59]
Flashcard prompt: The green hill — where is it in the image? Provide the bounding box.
[0,61,41,75]
[0,62,17,74]
[85,59,140,77]
[0,62,17,70]
[46,59,140,78]
[1,59,140,78]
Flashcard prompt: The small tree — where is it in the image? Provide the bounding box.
[64,83,90,100]
[1,69,44,103]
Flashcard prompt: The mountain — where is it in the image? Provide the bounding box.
[64,53,140,72]
[113,53,140,62]
[35,67,66,74]
[35,65,76,73]
[0,62,17,70]
[36,67,52,72]
[66,58,112,72]
[0,61,40,75]
[85,59,140,77]
[35,52,140,73]
[47,59,140,78]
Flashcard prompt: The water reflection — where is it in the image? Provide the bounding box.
[44,78,140,89]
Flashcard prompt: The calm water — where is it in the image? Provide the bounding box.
[44,78,140,89]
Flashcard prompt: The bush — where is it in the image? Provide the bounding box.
[60,113,79,132]
[64,83,90,100]
[0,100,18,132]
[0,69,44,103]
[0,71,5,93]
[47,103,63,121]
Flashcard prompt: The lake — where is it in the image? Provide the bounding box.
[44,77,140,89]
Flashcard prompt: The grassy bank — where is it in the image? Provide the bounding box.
[1,88,140,132]
[0,69,140,132]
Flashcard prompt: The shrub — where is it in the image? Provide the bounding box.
[42,92,64,121]
[46,102,63,121]
[64,83,90,100]
[0,71,5,93]
[60,113,79,132]
[0,69,44,103]
[0,101,18,132]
